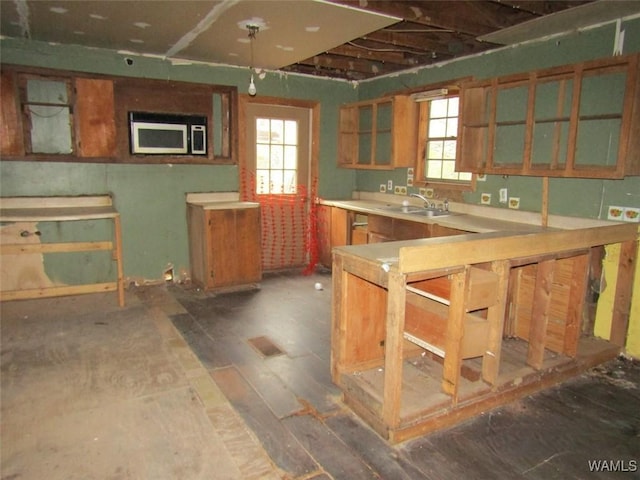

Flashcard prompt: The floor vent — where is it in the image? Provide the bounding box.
[248,336,284,357]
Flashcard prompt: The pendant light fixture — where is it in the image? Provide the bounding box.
[247,24,259,96]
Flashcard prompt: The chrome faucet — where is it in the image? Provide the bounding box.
[410,193,435,208]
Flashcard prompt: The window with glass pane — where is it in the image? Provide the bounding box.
[424,97,471,182]
[256,118,298,194]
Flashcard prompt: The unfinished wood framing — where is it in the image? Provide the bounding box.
[0,195,125,306]
[331,223,638,442]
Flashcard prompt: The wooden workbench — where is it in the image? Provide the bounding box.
[0,195,125,306]
[331,223,638,443]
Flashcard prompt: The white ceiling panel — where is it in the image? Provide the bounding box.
[0,0,399,70]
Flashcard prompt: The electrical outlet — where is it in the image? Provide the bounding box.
[508,197,520,209]
[425,188,434,199]
[481,193,491,205]
[394,186,401,194]
[379,184,386,193]
[499,188,508,203]
[398,186,407,195]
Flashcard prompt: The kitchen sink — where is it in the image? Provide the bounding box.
[378,205,424,213]
[408,208,453,217]
[376,205,454,217]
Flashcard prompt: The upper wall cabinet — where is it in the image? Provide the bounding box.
[0,70,116,159]
[0,65,237,165]
[338,95,417,169]
[457,54,640,178]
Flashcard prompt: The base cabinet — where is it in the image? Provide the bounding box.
[317,206,351,268]
[187,203,261,290]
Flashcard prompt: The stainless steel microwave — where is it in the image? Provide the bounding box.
[129,112,207,155]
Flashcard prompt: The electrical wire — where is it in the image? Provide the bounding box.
[347,41,433,56]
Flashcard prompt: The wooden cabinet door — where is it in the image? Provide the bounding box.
[75,78,117,157]
[187,204,207,286]
[205,207,261,289]
[457,54,640,178]
[0,70,24,156]
[316,205,332,267]
[330,207,349,249]
[234,207,262,284]
[207,209,237,288]
[393,218,430,240]
[430,224,470,237]
[338,95,416,170]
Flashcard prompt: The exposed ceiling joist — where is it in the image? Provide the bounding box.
[2,1,638,82]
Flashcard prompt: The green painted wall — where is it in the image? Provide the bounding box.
[2,18,640,284]
[354,17,640,220]
[0,39,357,282]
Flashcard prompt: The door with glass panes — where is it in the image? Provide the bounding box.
[245,103,311,271]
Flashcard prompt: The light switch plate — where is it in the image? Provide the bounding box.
[499,188,508,203]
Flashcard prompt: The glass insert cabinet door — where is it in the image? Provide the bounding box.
[355,100,393,167]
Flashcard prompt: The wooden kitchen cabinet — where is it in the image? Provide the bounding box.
[0,65,237,164]
[74,78,117,158]
[317,205,360,267]
[338,95,417,169]
[187,202,261,290]
[368,213,462,242]
[0,68,117,159]
[457,54,640,178]
[331,221,638,443]
[317,204,470,268]
[0,70,23,156]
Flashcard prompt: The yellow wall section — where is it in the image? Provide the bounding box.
[626,241,640,357]
[594,244,619,341]
[594,234,640,358]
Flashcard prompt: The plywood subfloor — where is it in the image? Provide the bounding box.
[0,288,280,480]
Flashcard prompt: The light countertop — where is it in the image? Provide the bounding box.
[319,199,550,234]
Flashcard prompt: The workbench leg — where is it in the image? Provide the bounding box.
[526,259,556,369]
[482,260,510,385]
[442,268,470,404]
[382,270,407,429]
[114,215,125,307]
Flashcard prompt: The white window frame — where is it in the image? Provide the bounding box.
[414,90,475,191]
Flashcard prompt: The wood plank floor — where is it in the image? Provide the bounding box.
[169,271,640,480]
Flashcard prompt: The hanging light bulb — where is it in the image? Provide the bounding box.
[248,74,257,96]
[247,24,259,96]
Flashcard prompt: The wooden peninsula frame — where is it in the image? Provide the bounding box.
[331,223,638,443]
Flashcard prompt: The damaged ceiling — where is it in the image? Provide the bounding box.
[1,0,640,81]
